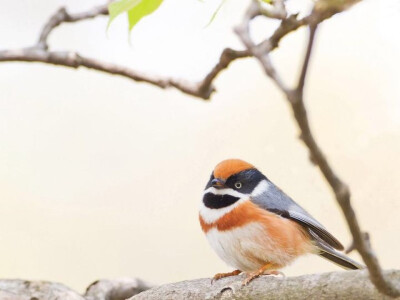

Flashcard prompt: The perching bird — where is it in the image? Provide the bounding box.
[199,159,363,285]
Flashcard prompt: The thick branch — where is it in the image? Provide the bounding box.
[0,279,85,300]
[1,272,399,299]
[130,270,400,300]
[85,278,153,300]
[0,278,153,300]
[236,0,400,297]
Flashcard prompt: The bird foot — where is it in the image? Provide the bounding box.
[242,270,281,286]
[211,270,242,284]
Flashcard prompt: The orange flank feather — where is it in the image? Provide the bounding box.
[213,159,254,180]
[199,201,313,257]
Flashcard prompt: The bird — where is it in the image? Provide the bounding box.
[199,159,363,285]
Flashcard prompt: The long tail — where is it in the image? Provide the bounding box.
[317,240,364,270]
[308,228,364,270]
[319,249,364,270]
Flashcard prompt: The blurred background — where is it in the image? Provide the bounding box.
[0,0,399,293]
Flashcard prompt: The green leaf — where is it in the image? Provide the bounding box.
[127,0,164,30]
[261,0,272,3]
[108,0,141,28]
[107,0,164,31]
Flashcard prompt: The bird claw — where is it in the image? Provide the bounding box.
[241,274,257,286]
[241,270,283,286]
[211,270,241,285]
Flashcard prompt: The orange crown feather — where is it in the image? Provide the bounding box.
[213,159,254,180]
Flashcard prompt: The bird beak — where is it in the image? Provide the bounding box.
[211,178,225,189]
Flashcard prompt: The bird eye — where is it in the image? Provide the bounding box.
[235,182,242,189]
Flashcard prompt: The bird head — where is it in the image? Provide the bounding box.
[203,159,267,209]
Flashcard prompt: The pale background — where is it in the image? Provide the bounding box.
[0,0,399,293]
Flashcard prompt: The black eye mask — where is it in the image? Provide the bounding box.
[225,169,266,194]
[202,193,240,209]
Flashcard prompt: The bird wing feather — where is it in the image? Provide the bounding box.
[251,181,344,251]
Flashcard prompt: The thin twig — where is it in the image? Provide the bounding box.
[0,47,232,99]
[297,24,317,95]
[346,232,370,254]
[236,0,400,297]
[258,0,287,19]
[0,46,249,100]
[37,4,109,50]
[235,1,289,93]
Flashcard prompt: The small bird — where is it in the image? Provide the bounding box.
[199,159,363,285]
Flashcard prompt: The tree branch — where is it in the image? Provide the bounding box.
[0,2,252,100]
[234,2,290,93]
[85,278,153,300]
[0,278,153,300]
[258,0,287,19]
[130,270,400,300]
[297,24,317,95]
[37,4,109,50]
[236,0,400,297]
[0,1,343,100]
[0,46,250,100]
[2,271,399,299]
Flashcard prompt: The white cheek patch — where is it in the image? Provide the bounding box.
[200,187,248,224]
[251,179,270,197]
[203,187,245,198]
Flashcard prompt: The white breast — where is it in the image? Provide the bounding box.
[205,222,298,271]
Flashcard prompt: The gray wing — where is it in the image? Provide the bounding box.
[251,181,344,251]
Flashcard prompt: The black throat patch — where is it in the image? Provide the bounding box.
[203,193,240,209]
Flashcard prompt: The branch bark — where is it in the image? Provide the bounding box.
[0,280,85,300]
[0,278,153,300]
[130,270,400,300]
[84,278,154,300]
[1,271,399,299]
